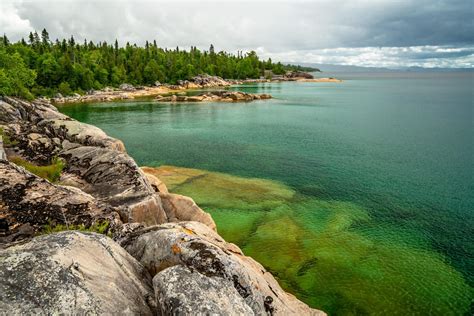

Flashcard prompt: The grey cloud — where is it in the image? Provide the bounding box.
[1,0,473,68]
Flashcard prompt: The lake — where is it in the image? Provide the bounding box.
[59,71,473,315]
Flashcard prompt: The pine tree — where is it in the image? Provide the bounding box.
[2,34,9,46]
[41,28,50,46]
[0,31,314,97]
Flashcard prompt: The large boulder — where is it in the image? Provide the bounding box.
[140,167,216,230]
[60,145,167,226]
[153,265,254,315]
[121,222,324,315]
[190,74,231,88]
[159,192,216,230]
[140,167,169,193]
[0,231,156,314]
[46,119,125,152]
[0,97,125,163]
[119,83,136,91]
[0,100,22,124]
[0,160,119,245]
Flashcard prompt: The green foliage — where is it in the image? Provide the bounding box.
[41,221,111,236]
[0,50,36,99]
[0,30,318,97]
[10,156,65,182]
[0,127,18,146]
[58,81,72,95]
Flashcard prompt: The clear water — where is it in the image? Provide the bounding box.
[59,72,474,315]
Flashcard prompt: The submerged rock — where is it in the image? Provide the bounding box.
[0,231,155,314]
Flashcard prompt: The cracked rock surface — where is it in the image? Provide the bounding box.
[0,231,156,315]
[121,221,324,316]
[0,160,120,245]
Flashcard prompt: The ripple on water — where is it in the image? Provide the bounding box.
[150,165,472,315]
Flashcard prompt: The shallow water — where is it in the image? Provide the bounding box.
[59,71,473,315]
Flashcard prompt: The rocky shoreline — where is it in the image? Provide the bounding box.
[49,73,339,105]
[0,96,324,315]
[156,90,272,103]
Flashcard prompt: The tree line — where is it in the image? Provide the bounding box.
[0,29,316,99]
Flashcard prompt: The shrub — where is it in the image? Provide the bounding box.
[10,156,65,182]
[41,221,111,236]
[0,127,18,146]
[58,82,72,96]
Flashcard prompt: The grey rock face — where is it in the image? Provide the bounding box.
[153,265,254,315]
[0,231,155,315]
[159,192,216,230]
[0,137,6,161]
[190,74,230,87]
[0,160,119,245]
[60,145,167,226]
[0,97,166,228]
[0,100,22,124]
[119,83,136,91]
[121,222,324,316]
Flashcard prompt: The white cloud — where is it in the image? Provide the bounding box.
[1,0,473,68]
[0,1,32,39]
[260,46,474,68]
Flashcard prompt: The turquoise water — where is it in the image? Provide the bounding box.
[59,72,473,315]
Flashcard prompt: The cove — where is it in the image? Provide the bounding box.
[58,71,474,315]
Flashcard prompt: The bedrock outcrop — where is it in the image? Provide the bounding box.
[0,160,120,245]
[0,231,156,314]
[0,96,166,230]
[120,221,323,316]
[155,90,272,103]
[0,96,324,315]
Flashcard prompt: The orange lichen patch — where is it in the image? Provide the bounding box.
[171,244,181,254]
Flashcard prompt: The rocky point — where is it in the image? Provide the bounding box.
[0,96,324,315]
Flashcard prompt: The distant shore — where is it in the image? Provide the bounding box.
[49,73,341,105]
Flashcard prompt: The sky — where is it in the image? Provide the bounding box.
[1,0,473,68]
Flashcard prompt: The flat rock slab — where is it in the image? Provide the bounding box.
[0,231,155,315]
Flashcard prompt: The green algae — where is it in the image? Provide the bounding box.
[150,165,472,315]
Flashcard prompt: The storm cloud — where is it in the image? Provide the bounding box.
[1,0,473,68]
